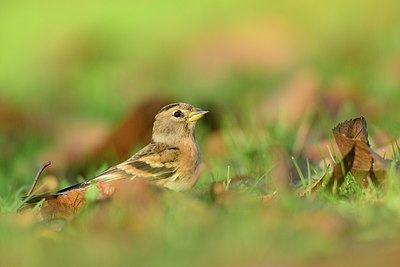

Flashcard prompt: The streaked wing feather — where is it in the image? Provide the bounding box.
[22,143,180,205]
[93,142,180,183]
[92,167,130,183]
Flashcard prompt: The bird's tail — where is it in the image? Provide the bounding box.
[17,193,56,212]
[21,193,57,204]
[19,181,88,211]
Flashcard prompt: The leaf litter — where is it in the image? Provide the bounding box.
[298,116,397,196]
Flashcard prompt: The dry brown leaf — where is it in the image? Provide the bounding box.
[38,178,163,220]
[41,190,87,219]
[333,117,388,172]
[303,132,396,164]
[327,144,356,189]
[300,117,390,194]
[328,117,389,189]
[333,117,370,154]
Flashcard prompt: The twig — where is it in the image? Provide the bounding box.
[27,161,51,196]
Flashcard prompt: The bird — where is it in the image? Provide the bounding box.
[23,103,208,214]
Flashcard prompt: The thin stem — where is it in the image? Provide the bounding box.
[27,161,51,196]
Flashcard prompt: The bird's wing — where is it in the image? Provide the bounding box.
[21,143,180,205]
[93,142,180,184]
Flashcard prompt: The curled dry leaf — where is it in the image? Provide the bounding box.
[324,117,387,190]
[333,117,370,155]
[333,117,388,180]
[327,144,356,189]
[300,116,390,195]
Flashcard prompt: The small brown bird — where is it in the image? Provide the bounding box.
[24,103,208,215]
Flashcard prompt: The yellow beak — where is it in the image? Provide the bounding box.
[188,108,209,122]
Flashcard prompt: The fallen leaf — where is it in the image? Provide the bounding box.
[36,178,164,220]
[327,144,356,189]
[333,117,370,154]
[41,190,87,219]
[333,117,388,173]
[300,116,390,194]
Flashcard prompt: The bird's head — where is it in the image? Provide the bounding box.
[151,103,208,144]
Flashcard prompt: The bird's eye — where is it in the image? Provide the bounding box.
[173,110,183,118]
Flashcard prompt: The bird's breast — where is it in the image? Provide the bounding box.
[163,139,200,191]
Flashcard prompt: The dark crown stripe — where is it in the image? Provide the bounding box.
[158,103,180,113]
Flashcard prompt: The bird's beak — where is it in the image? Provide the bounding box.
[188,108,209,122]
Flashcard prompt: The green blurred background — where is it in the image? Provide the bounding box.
[2,1,400,266]
[1,0,399,119]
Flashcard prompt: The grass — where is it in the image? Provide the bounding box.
[2,113,400,266]
[2,1,400,266]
